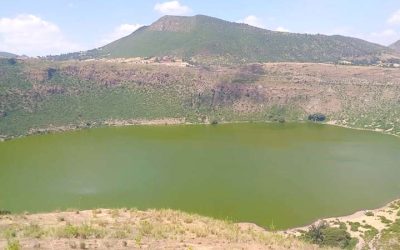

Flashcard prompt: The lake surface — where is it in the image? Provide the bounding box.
[1,123,400,229]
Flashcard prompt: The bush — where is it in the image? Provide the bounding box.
[348,222,361,232]
[308,113,326,122]
[302,221,355,249]
[56,224,105,239]
[6,240,20,250]
[365,211,374,216]
[0,210,11,215]
[7,58,17,65]
[211,120,218,125]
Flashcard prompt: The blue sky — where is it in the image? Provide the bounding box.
[1,0,400,56]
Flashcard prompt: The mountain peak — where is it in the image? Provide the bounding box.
[149,15,195,32]
[148,14,231,32]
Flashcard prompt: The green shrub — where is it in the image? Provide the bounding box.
[5,239,20,250]
[379,216,393,225]
[302,221,355,249]
[0,210,11,215]
[364,211,374,216]
[23,224,45,238]
[348,222,361,232]
[56,223,105,239]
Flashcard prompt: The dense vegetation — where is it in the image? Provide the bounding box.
[50,15,400,64]
[301,221,357,249]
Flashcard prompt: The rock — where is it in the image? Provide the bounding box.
[47,68,58,80]
[0,110,7,118]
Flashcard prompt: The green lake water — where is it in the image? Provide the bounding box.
[1,123,400,229]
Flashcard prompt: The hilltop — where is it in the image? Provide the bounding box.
[0,51,17,58]
[52,15,400,64]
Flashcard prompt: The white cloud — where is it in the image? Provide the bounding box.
[367,29,398,45]
[0,14,82,56]
[239,15,265,29]
[388,9,400,25]
[276,26,290,32]
[154,1,191,15]
[98,23,142,47]
[371,29,397,37]
[327,27,398,46]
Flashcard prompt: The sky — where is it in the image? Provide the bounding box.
[1,0,400,56]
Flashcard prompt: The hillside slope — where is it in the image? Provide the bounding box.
[0,51,17,58]
[2,59,400,139]
[79,15,400,64]
[390,40,400,52]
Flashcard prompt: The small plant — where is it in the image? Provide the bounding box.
[348,222,361,232]
[379,216,393,225]
[3,228,17,239]
[363,227,379,242]
[338,222,347,230]
[138,221,153,236]
[134,235,142,247]
[56,223,105,239]
[6,239,20,250]
[23,224,45,238]
[365,211,374,216]
[210,120,218,125]
[0,210,11,215]
[269,220,276,231]
[184,217,193,224]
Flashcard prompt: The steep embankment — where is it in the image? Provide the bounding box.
[1,58,400,139]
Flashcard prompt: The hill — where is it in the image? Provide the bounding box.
[0,51,17,58]
[57,15,400,64]
[2,59,400,139]
[390,40,400,52]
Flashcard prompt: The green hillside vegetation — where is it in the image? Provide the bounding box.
[53,15,400,64]
[2,58,400,139]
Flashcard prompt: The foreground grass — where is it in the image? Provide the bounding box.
[0,208,323,250]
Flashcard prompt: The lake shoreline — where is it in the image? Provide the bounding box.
[2,117,400,142]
